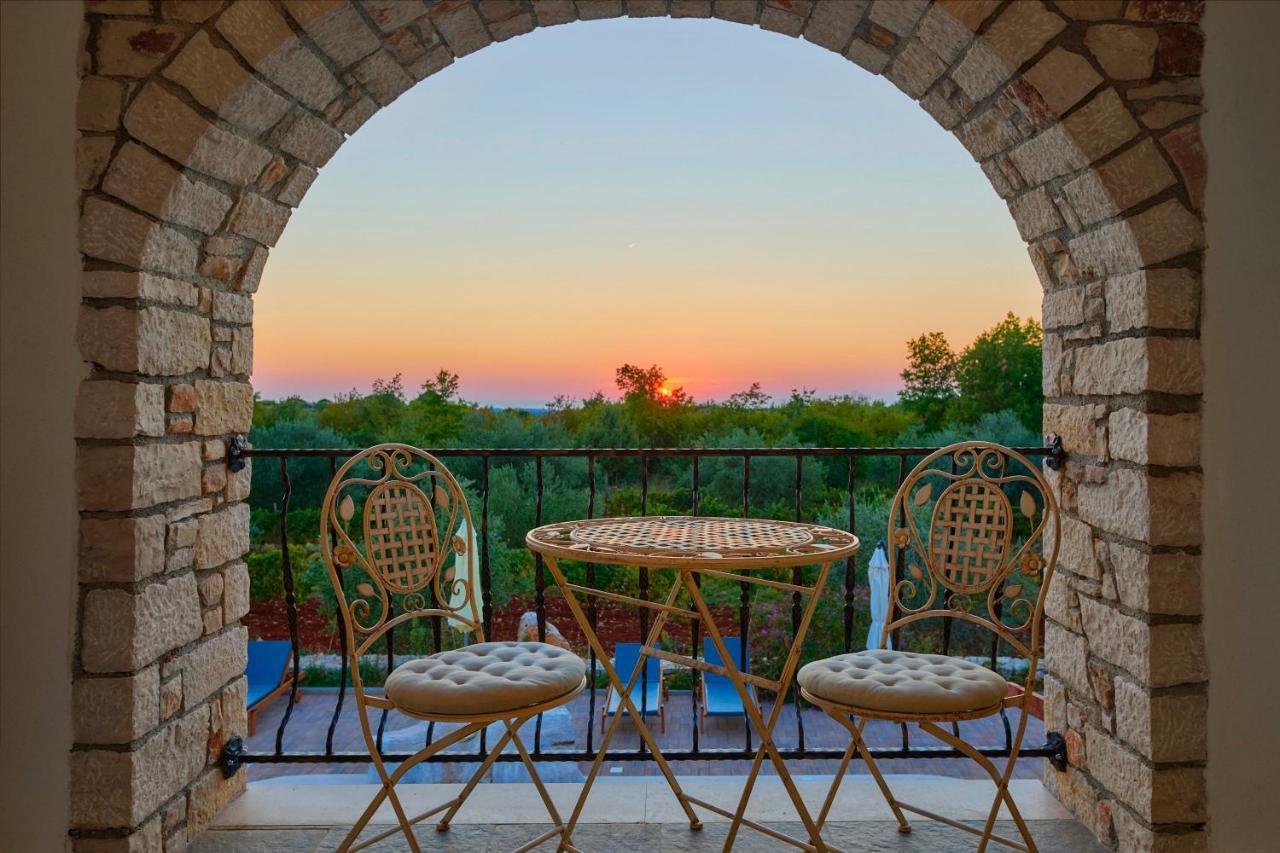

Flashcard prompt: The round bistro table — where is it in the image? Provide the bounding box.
[527,516,860,853]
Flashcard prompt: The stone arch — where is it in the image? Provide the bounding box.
[72,1,1206,849]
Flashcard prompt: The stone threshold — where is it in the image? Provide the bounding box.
[213,776,1070,828]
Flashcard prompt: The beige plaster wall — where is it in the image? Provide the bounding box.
[1202,2,1280,851]
[0,1,84,849]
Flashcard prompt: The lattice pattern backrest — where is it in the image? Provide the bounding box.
[928,480,1012,592]
[319,444,479,640]
[885,441,1060,657]
[363,481,438,593]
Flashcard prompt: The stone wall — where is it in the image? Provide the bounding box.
[71,1,1207,850]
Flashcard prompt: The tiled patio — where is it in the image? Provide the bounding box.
[247,688,1046,783]
[191,820,1105,852]
[199,776,1103,851]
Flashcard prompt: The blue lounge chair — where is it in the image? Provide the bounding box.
[700,636,756,731]
[601,642,665,733]
[246,640,299,735]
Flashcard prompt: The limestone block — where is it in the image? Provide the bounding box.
[803,1,865,53]
[73,665,161,744]
[103,143,232,235]
[533,0,578,26]
[1043,402,1106,457]
[1106,541,1201,616]
[161,1,224,23]
[211,291,252,324]
[81,514,168,583]
[163,31,292,136]
[195,502,250,570]
[283,1,381,67]
[78,75,127,131]
[934,0,1001,31]
[96,20,185,77]
[83,271,199,308]
[1159,123,1205,210]
[79,197,200,275]
[1023,48,1102,117]
[227,192,291,247]
[216,1,341,111]
[78,442,203,512]
[275,111,344,167]
[76,380,166,439]
[186,765,246,839]
[1108,408,1199,467]
[1046,620,1091,696]
[1071,337,1201,396]
[1010,124,1089,186]
[846,38,890,74]
[1062,139,1176,226]
[194,381,253,436]
[224,458,252,504]
[759,4,806,37]
[70,704,209,829]
[957,107,1021,161]
[1076,466,1201,546]
[869,0,928,36]
[1009,186,1064,240]
[1106,269,1198,334]
[888,40,950,100]
[81,573,203,673]
[431,2,492,56]
[1111,806,1206,852]
[1086,724,1206,823]
[1086,24,1158,80]
[1114,677,1206,762]
[1078,596,1206,687]
[124,84,273,186]
[915,4,975,63]
[222,565,251,626]
[176,626,248,708]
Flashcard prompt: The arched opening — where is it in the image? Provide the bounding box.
[71,2,1206,849]
[240,14,1050,792]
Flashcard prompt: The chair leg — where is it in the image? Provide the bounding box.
[815,738,857,831]
[830,713,911,834]
[434,721,519,831]
[337,710,485,853]
[920,719,1038,853]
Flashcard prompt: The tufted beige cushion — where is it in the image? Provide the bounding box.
[384,642,585,717]
[798,649,1009,716]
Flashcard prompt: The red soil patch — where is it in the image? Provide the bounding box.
[244,599,338,652]
[490,596,742,656]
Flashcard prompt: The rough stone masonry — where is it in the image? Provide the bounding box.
[72,1,1206,850]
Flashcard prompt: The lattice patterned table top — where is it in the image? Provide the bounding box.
[526,516,860,569]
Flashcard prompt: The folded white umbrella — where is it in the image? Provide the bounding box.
[446,516,479,634]
[866,542,892,651]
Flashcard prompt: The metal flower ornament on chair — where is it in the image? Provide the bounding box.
[798,441,1060,853]
[321,444,585,853]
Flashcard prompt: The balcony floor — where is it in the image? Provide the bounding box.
[194,776,1104,851]
[192,820,1103,851]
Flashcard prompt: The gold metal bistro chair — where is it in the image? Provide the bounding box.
[798,442,1059,853]
[320,444,586,853]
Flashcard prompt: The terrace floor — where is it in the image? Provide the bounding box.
[247,688,1046,783]
[197,776,1102,851]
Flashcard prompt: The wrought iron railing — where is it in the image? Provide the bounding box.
[223,443,1066,774]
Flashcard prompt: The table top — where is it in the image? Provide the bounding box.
[525,515,860,569]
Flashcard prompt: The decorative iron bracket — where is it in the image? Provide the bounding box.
[220,736,244,778]
[1044,433,1065,471]
[227,435,248,473]
[1044,731,1068,772]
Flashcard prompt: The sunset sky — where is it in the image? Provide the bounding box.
[254,18,1040,407]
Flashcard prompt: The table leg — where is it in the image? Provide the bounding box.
[542,556,701,849]
[681,562,835,853]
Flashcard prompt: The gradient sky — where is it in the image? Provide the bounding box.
[254,18,1040,407]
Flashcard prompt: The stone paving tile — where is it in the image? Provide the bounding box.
[193,820,1106,851]
[188,828,328,852]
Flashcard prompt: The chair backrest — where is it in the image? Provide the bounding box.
[883,441,1059,675]
[703,636,749,675]
[614,642,660,681]
[245,640,291,685]
[320,444,481,660]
